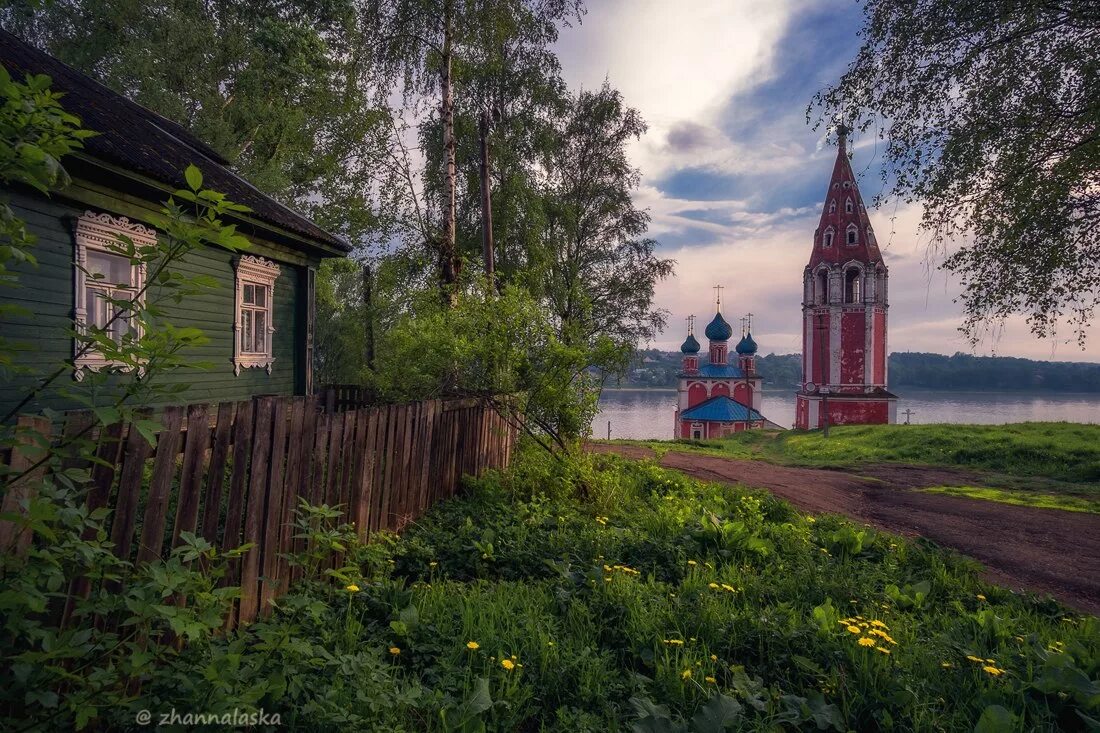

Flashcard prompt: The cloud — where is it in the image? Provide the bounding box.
[665,122,727,153]
[554,0,1100,363]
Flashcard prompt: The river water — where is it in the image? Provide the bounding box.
[593,388,1100,440]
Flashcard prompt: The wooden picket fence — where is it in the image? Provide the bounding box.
[0,394,516,627]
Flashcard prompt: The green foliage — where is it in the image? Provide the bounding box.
[5,0,388,243]
[5,440,1099,729]
[815,0,1100,347]
[367,275,628,448]
[68,444,1093,730]
[314,258,369,386]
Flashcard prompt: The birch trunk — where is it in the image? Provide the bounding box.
[440,0,458,299]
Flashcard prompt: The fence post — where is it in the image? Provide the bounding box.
[0,415,52,557]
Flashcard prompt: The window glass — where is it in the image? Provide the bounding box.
[87,249,132,286]
[254,310,267,352]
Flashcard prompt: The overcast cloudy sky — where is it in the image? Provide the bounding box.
[554,0,1099,363]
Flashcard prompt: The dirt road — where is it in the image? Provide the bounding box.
[588,443,1100,615]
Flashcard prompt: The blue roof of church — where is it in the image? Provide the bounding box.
[681,396,764,423]
[686,363,746,379]
[735,332,758,355]
[704,311,733,341]
[680,333,700,353]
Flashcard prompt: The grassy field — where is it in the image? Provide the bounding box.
[141,448,1099,731]
[617,423,1100,513]
[923,486,1100,515]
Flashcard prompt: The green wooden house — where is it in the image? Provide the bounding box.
[0,31,350,416]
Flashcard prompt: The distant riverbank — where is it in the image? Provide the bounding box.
[595,387,1100,439]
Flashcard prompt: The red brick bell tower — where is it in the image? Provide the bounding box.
[795,127,897,429]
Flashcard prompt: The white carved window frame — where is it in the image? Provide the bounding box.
[73,211,155,380]
[233,255,280,375]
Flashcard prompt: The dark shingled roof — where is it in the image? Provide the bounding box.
[0,30,349,253]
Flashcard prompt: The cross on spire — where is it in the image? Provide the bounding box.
[713,284,724,309]
[739,316,747,337]
[836,122,851,153]
[746,312,754,332]
[686,314,695,334]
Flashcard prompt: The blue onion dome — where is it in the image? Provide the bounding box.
[736,332,758,355]
[704,311,733,341]
[680,333,700,353]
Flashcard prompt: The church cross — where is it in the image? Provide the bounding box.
[713,284,724,308]
[746,312,754,332]
[686,314,695,334]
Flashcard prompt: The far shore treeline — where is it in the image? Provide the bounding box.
[619,350,1100,393]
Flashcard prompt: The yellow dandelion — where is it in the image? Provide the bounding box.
[708,582,720,589]
[681,669,692,680]
[345,584,360,593]
[870,620,888,629]
[710,654,718,661]
[466,641,479,650]
[876,646,891,655]
[807,516,816,523]
[976,594,986,601]
[687,560,697,566]
[721,584,736,593]
[846,625,861,634]
[389,646,401,656]
[429,562,438,567]
[941,662,953,668]
[501,659,515,671]
[547,641,555,646]
[857,637,875,647]
[982,665,1004,677]
[966,655,983,663]
[705,676,717,683]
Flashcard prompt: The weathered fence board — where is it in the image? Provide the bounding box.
[2,393,516,627]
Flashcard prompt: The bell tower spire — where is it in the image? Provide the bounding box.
[796,131,896,429]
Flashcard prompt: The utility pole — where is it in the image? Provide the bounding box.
[479,106,496,282]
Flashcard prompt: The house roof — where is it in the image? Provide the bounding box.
[681,395,764,423]
[0,30,349,254]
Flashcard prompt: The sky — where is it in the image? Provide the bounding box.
[553,0,1099,363]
